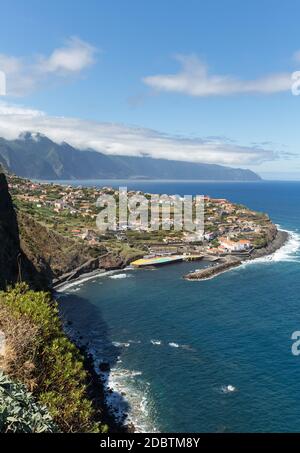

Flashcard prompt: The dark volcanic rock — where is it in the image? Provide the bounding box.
[0,171,47,289]
[99,362,111,372]
[0,172,21,289]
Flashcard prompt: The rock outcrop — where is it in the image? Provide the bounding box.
[0,171,50,289]
[52,251,139,287]
[0,172,23,289]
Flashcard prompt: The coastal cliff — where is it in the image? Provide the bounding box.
[52,251,137,287]
[17,210,107,288]
[0,172,44,290]
[251,229,288,259]
[0,172,20,289]
[0,171,123,432]
[17,211,142,289]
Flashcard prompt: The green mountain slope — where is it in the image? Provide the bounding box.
[0,133,261,181]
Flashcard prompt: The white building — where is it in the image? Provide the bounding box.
[219,237,251,252]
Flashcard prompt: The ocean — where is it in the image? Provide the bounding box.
[57,180,300,432]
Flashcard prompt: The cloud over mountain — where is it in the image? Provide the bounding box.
[0,101,278,166]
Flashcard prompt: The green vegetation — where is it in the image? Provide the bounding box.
[117,243,144,262]
[0,284,108,433]
[0,371,57,433]
[253,236,268,248]
[10,174,274,259]
[14,198,96,238]
[210,239,220,247]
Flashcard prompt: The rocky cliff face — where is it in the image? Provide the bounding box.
[0,172,48,289]
[17,210,107,287]
[17,211,142,289]
[0,172,21,289]
[52,251,133,287]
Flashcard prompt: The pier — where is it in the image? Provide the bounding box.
[184,257,242,281]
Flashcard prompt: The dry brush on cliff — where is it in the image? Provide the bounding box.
[0,284,108,433]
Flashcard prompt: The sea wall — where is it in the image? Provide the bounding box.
[184,257,242,281]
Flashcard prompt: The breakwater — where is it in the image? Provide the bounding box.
[184,257,242,281]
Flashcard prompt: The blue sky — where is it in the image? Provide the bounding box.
[0,0,299,178]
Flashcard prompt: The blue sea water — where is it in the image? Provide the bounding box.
[58,181,300,432]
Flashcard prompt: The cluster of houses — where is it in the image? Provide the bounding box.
[9,176,269,254]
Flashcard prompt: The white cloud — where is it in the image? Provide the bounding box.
[143,54,292,96]
[37,37,97,74]
[0,101,278,166]
[0,37,97,96]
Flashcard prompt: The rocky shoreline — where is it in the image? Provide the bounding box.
[184,229,289,281]
[250,229,288,259]
[52,253,126,289]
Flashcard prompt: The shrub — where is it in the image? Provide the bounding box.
[0,304,39,390]
[0,284,104,432]
[0,371,57,433]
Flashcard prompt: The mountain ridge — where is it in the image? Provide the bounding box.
[0,132,261,181]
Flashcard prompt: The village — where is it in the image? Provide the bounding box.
[8,174,273,263]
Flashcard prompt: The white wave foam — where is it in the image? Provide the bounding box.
[168,342,180,348]
[105,366,158,433]
[109,273,132,279]
[245,229,300,267]
[267,229,300,262]
[80,338,158,433]
[167,342,195,352]
[58,292,158,432]
[220,385,237,394]
[113,369,142,378]
[151,340,162,345]
[55,267,135,292]
[64,287,81,293]
[112,341,130,348]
